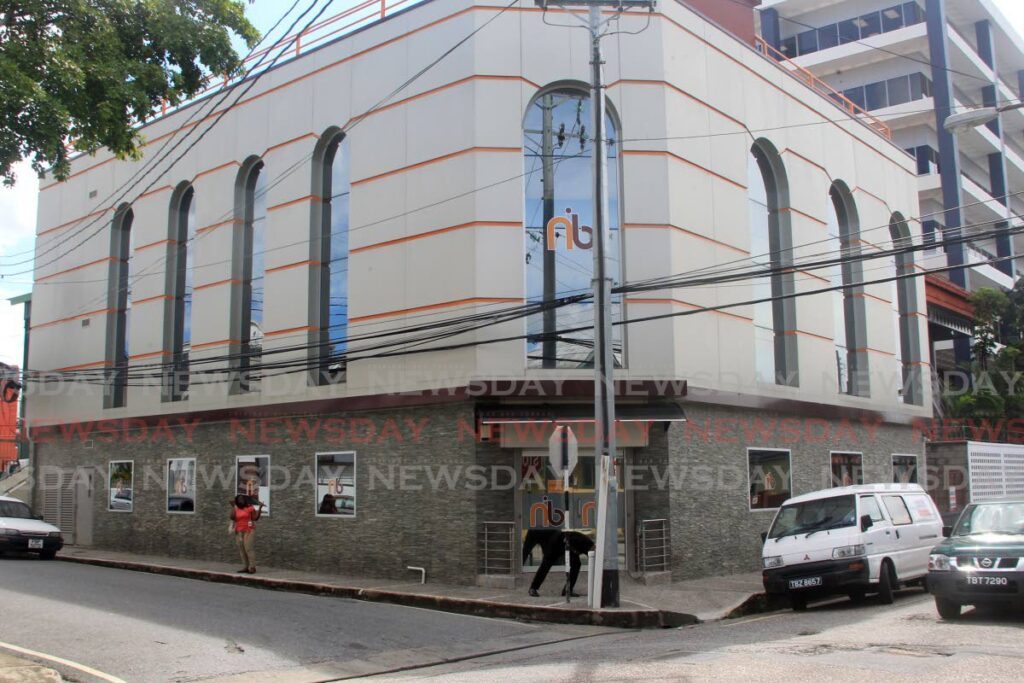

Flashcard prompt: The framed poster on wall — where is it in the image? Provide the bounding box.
[108,461,134,512]
[236,455,270,514]
[167,458,196,514]
[315,452,355,517]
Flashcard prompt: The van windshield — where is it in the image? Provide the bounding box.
[768,495,856,539]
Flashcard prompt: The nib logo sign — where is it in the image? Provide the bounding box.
[546,208,593,251]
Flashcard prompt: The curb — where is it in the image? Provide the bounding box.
[59,556,698,629]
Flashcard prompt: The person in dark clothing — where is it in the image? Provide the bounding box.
[523,528,595,597]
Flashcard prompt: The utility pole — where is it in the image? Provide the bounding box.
[541,95,557,368]
[535,0,654,609]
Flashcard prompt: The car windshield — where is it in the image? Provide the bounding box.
[953,502,1024,536]
[0,500,34,519]
[769,495,857,539]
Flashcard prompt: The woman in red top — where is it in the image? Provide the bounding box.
[230,494,263,574]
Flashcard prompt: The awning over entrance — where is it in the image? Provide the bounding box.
[477,402,686,449]
[477,403,686,424]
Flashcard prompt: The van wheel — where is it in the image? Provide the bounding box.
[935,597,961,620]
[877,561,895,604]
[791,595,808,611]
[39,550,56,561]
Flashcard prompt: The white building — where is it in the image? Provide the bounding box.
[26,0,931,584]
[759,0,1024,379]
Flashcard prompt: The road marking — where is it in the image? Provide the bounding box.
[721,612,786,627]
[0,640,126,683]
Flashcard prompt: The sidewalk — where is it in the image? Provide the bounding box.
[0,652,61,683]
[57,547,765,628]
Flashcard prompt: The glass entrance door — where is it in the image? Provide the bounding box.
[519,450,627,572]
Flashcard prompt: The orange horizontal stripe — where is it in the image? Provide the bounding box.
[783,330,833,342]
[265,133,320,155]
[190,339,238,351]
[37,208,108,237]
[623,223,749,255]
[133,294,173,306]
[194,278,240,291]
[266,259,320,273]
[38,6,491,190]
[622,149,746,191]
[54,360,111,372]
[194,160,241,181]
[853,347,895,357]
[781,207,826,226]
[264,325,318,337]
[351,221,521,254]
[138,185,172,200]
[651,11,909,170]
[608,79,746,131]
[350,297,522,324]
[782,148,828,176]
[625,297,753,323]
[130,350,171,360]
[268,195,318,213]
[37,257,115,282]
[196,218,241,235]
[135,239,175,252]
[32,308,112,330]
[795,269,830,284]
[909,360,932,367]
[853,292,892,304]
[352,147,520,187]
[854,187,890,207]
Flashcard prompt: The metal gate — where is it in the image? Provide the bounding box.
[41,469,75,544]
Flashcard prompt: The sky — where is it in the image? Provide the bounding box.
[1,0,1024,369]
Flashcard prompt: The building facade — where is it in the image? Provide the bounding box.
[28,0,930,584]
[759,0,1024,389]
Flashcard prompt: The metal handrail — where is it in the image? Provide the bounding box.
[753,37,893,141]
[479,521,516,576]
[639,518,670,573]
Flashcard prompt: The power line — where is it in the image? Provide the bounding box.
[1,0,340,276]
[23,216,1020,384]
[0,0,323,267]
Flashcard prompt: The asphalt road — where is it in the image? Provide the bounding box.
[0,557,602,682]
[380,589,1024,682]
[2,557,1022,682]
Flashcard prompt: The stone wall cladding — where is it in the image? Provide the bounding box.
[924,442,969,518]
[665,402,924,580]
[33,402,483,584]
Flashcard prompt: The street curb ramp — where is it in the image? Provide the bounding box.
[59,556,698,629]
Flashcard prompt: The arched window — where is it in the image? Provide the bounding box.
[890,214,923,405]
[234,159,266,393]
[106,206,133,408]
[748,140,798,386]
[167,183,195,400]
[312,130,350,385]
[523,87,623,368]
[827,182,868,396]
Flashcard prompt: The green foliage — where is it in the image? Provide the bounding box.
[1,1,259,185]
[969,287,1009,369]
[943,284,1024,422]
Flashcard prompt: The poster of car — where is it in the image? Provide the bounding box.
[167,458,196,513]
[315,452,355,517]
[108,461,133,512]
[236,455,270,514]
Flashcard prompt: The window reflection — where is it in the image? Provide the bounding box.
[524,89,623,369]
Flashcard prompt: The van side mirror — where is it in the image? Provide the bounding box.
[860,514,873,531]
[760,531,768,544]
[34,515,44,521]
[942,525,952,538]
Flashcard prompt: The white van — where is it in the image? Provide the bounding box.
[761,483,942,610]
